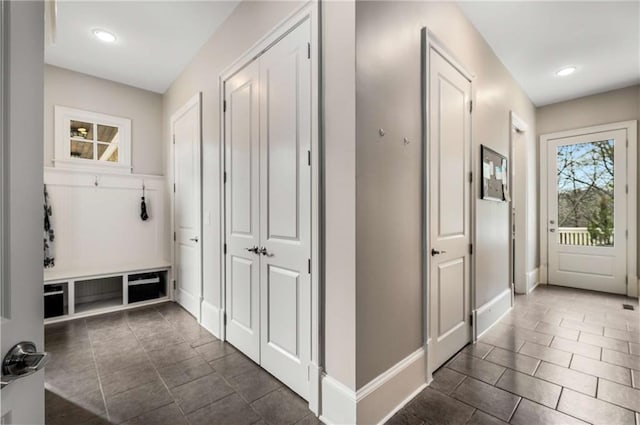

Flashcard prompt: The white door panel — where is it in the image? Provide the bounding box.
[547,129,627,293]
[173,98,202,318]
[428,47,472,372]
[225,60,261,362]
[224,19,311,400]
[259,20,311,399]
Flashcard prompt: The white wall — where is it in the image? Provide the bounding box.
[44,65,163,175]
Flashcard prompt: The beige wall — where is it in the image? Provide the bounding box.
[44,65,163,175]
[537,85,640,136]
[354,1,536,388]
[162,0,358,389]
[537,84,640,270]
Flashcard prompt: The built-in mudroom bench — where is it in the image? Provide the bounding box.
[43,167,171,324]
[44,263,171,323]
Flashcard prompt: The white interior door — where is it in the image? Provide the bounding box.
[173,96,202,319]
[428,47,472,372]
[547,129,627,294]
[1,1,47,423]
[258,20,311,399]
[224,60,261,362]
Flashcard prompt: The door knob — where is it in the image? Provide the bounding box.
[1,342,49,389]
[245,246,259,254]
[258,247,272,256]
[190,236,199,242]
[549,229,556,233]
[431,248,447,256]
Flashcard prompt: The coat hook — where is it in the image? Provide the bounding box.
[94,176,98,187]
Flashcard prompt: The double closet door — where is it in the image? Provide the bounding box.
[224,20,312,400]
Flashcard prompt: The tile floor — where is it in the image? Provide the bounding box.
[44,302,318,425]
[389,285,640,425]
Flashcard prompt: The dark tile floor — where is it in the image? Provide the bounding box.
[44,302,318,425]
[389,285,640,425]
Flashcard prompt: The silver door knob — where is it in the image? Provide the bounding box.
[549,229,556,233]
[258,247,272,256]
[190,236,199,242]
[431,248,447,256]
[1,342,49,389]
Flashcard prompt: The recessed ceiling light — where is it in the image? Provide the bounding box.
[93,29,116,43]
[556,66,576,77]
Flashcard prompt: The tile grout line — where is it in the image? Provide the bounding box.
[85,318,112,423]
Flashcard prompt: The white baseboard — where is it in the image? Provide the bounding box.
[200,299,221,339]
[526,268,540,294]
[356,348,426,425]
[630,277,639,298]
[475,288,512,338]
[319,348,426,425]
[320,375,356,425]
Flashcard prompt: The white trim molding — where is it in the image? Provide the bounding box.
[540,120,637,297]
[319,348,427,425]
[475,288,512,339]
[526,268,540,294]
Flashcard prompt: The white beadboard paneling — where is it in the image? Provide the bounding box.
[44,168,168,274]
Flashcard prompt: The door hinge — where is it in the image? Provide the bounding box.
[173,280,176,290]
[307,150,311,166]
[223,100,227,113]
[469,244,473,255]
[224,171,227,184]
[307,42,311,59]
[625,184,628,194]
[626,230,628,239]
[224,243,227,255]
[469,172,473,183]
[173,183,176,193]
[223,312,227,326]
[308,258,311,274]
[469,314,474,326]
[172,134,175,145]
[626,275,629,286]
[173,232,176,242]
[469,100,473,113]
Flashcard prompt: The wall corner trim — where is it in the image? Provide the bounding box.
[526,268,540,294]
[319,348,427,425]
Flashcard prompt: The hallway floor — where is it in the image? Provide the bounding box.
[389,285,640,425]
[44,302,317,425]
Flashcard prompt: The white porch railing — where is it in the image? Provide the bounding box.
[558,227,613,246]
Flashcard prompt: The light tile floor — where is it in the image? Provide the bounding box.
[388,285,640,425]
[44,302,318,425]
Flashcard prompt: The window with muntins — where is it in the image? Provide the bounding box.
[54,106,131,173]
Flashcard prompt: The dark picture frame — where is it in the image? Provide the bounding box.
[481,145,508,202]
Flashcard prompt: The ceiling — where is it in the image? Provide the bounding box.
[45,1,240,93]
[458,1,640,106]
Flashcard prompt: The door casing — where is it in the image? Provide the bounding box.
[422,28,476,381]
[218,2,321,413]
[539,120,638,298]
[509,111,529,295]
[170,92,203,320]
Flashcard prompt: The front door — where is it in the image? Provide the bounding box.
[546,128,627,294]
[223,18,312,400]
[1,1,47,423]
[173,96,202,319]
[428,46,472,371]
